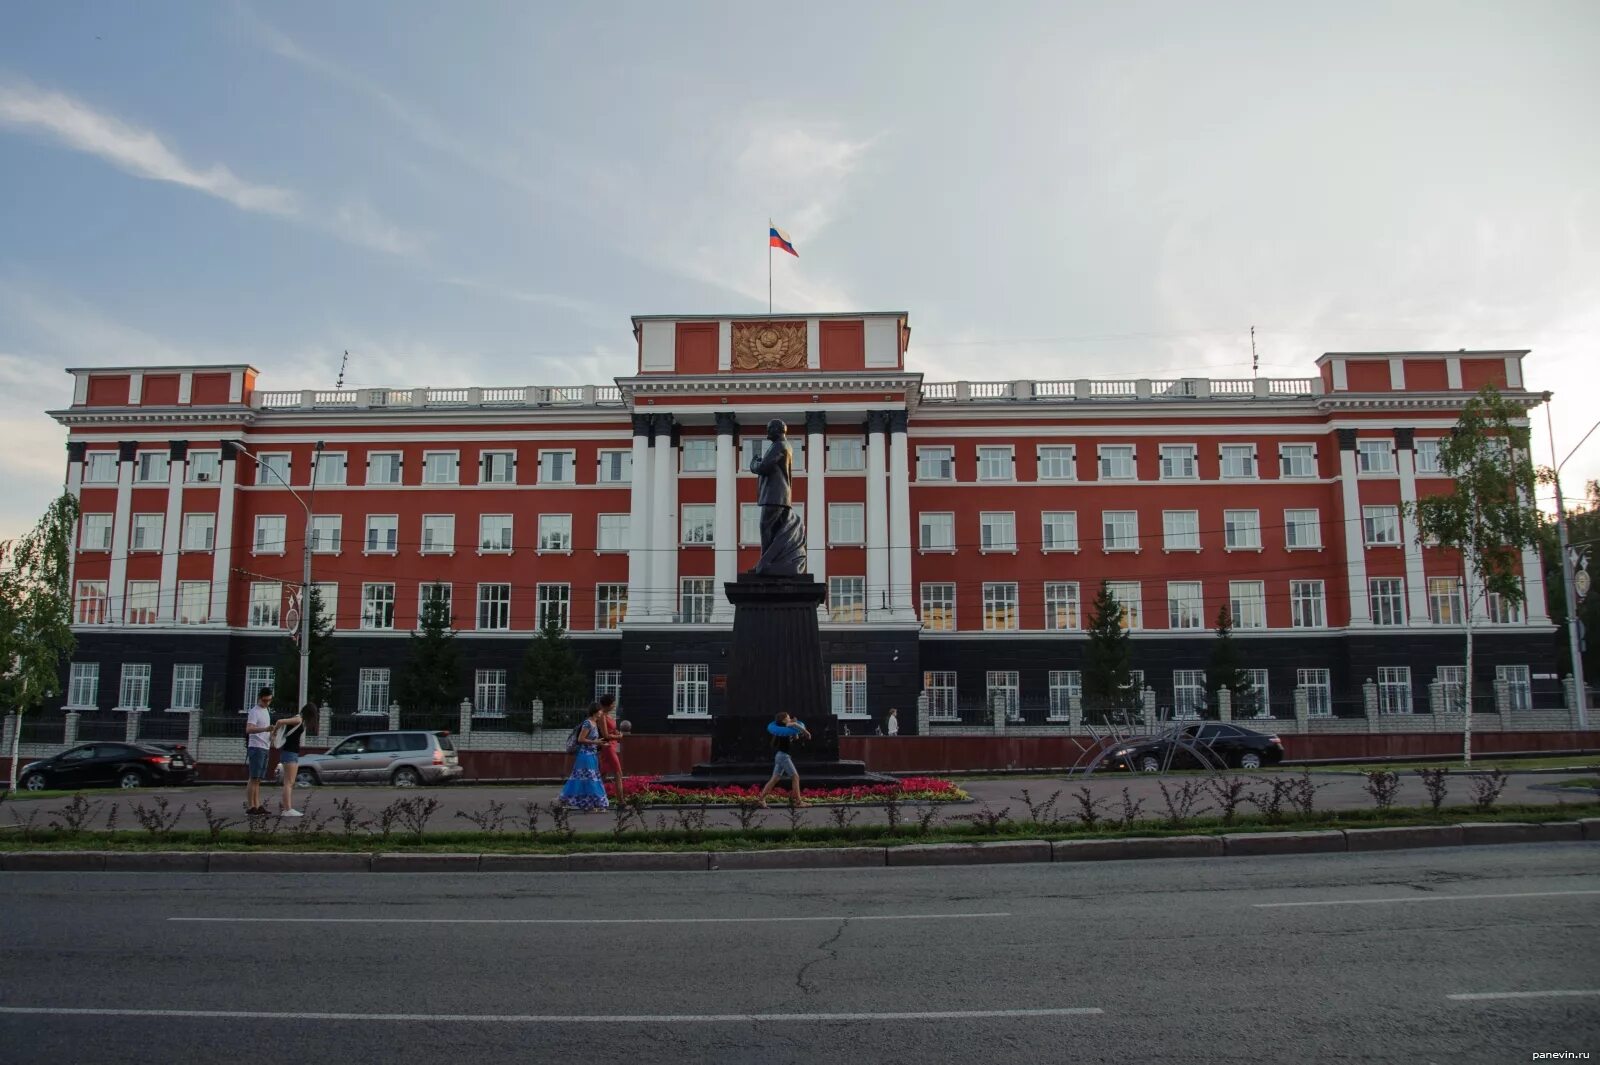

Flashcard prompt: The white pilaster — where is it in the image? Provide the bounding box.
[806,319,820,369]
[1337,434,1371,625]
[209,449,239,626]
[805,412,827,587]
[1521,544,1550,623]
[887,411,915,621]
[158,444,186,623]
[625,417,653,623]
[865,411,890,621]
[107,443,135,623]
[651,419,677,621]
[65,443,84,594]
[1395,434,1430,626]
[712,414,738,622]
[717,321,732,372]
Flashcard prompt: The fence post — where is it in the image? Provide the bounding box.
[1141,686,1156,727]
[531,699,544,729]
[915,692,929,734]
[990,693,1006,734]
[1428,680,1445,716]
[1362,679,1379,718]
[1293,687,1310,727]
[1563,675,1580,714]
[186,710,202,752]
[1068,694,1082,732]
[317,702,333,744]
[1216,689,1233,722]
[64,711,81,746]
[125,711,140,744]
[459,698,473,736]
[388,702,401,731]
[1493,678,1511,715]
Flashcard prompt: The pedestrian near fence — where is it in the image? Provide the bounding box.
[273,702,316,818]
[757,712,810,807]
[559,704,609,812]
[597,693,625,803]
[243,687,275,814]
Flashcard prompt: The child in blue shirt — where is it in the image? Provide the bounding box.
[757,712,811,807]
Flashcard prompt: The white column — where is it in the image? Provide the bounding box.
[65,442,84,594]
[651,417,677,621]
[712,414,738,621]
[209,448,239,626]
[1521,546,1550,624]
[625,416,653,623]
[157,442,186,623]
[805,411,827,588]
[865,411,890,621]
[1337,432,1371,626]
[888,410,915,622]
[107,442,135,623]
[1395,431,1431,626]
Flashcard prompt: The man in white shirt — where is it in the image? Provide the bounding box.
[886,708,900,737]
[245,687,276,814]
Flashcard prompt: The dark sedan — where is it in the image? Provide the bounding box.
[1107,723,1285,772]
[17,742,198,791]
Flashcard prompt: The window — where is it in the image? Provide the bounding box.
[420,515,454,554]
[1162,510,1199,551]
[125,581,158,625]
[306,515,340,554]
[1290,581,1326,628]
[1223,509,1261,550]
[183,449,219,484]
[977,446,1014,481]
[171,664,203,711]
[1098,445,1135,479]
[986,670,1021,722]
[1284,509,1321,549]
[1244,669,1272,717]
[423,451,458,484]
[256,453,290,485]
[921,583,956,631]
[829,438,865,471]
[1173,670,1207,718]
[248,582,281,628]
[85,451,118,483]
[1414,439,1442,475]
[1298,668,1332,716]
[312,582,338,629]
[680,439,716,473]
[538,514,572,552]
[1048,671,1081,720]
[474,670,507,715]
[832,664,869,718]
[1228,581,1266,629]
[1497,665,1531,711]
[136,451,169,483]
[1044,582,1080,630]
[479,584,513,630]
[1426,577,1464,624]
[178,581,210,624]
[1357,439,1393,473]
[361,583,395,630]
[597,583,628,631]
[595,670,622,707]
[367,452,402,485]
[1436,665,1467,714]
[118,663,152,710]
[917,447,954,481]
[242,667,275,712]
[1487,590,1525,624]
[917,511,955,551]
[365,515,398,553]
[80,513,113,551]
[419,582,452,623]
[1037,445,1076,481]
[358,669,391,714]
[673,664,710,716]
[681,504,716,545]
[924,671,957,720]
[1167,581,1204,629]
[1377,666,1412,714]
[1041,511,1078,551]
[1159,444,1196,479]
[581,450,627,489]
[479,514,514,553]
[597,514,630,552]
[1105,581,1142,630]
[75,580,109,624]
[1220,445,1257,478]
[131,513,163,552]
[535,583,569,630]
[829,503,864,545]
[313,452,346,486]
[740,503,761,546]
[1279,444,1317,478]
[1369,578,1406,626]
[250,515,283,554]
[982,582,1019,631]
[68,663,99,709]
[1363,506,1400,546]
[828,576,865,622]
[480,450,516,484]
[173,513,211,553]
[980,511,1016,551]
[1102,510,1139,551]
[789,438,806,474]
[679,578,715,624]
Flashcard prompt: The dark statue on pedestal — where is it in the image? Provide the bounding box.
[749,418,807,576]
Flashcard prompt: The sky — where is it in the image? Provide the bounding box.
[1,0,1597,541]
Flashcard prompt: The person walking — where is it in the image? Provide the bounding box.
[596,693,625,803]
[244,687,275,815]
[274,702,316,818]
[886,707,900,736]
[757,712,810,807]
[558,704,609,812]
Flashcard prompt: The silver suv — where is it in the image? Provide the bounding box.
[293,730,462,787]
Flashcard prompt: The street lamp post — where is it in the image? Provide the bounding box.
[1543,396,1590,728]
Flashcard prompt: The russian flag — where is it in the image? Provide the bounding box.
[769,225,798,257]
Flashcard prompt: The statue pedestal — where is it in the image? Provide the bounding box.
[659,573,893,788]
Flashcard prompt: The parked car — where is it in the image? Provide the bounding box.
[18,742,198,790]
[1107,723,1285,772]
[290,730,461,787]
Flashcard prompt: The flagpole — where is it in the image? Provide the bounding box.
[767,217,773,313]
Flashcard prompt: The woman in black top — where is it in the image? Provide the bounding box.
[275,702,316,818]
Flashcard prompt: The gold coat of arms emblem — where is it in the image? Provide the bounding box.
[732,321,806,371]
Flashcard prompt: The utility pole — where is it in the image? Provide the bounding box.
[1545,394,1589,727]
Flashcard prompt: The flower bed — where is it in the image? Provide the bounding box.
[607,775,968,805]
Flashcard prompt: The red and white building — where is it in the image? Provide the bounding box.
[49,312,1558,732]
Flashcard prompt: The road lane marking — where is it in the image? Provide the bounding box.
[0,1006,1102,1024]
[168,911,1011,926]
[1254,889,1600,909]
[1447,990,1600,1002]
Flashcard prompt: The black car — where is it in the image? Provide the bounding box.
[17,742,198,791]
[1108,723,1285,772]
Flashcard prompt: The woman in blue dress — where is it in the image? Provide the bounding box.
[559,704,610,811]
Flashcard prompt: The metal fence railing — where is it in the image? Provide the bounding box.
[138,712,190,744]
[19,712,67,745]
[76,711,125,742]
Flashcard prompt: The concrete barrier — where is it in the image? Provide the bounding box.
[1342,825,1463,852]
[712,847,887,870]
[1222,831,1346,857]
[207,851,373,872]
[479,854,572,872]
[1458,822,1541,845]
[566,851,712,872]
[885,840,1052,867]
[1051,835,1223,862]
[0,851,107,871]
[102,852,210,872]
[373,852,480,872]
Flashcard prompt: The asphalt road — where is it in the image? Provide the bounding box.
[1,845,1597,1063]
